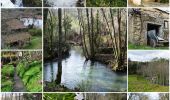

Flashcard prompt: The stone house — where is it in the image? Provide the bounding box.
[128,8,169,46]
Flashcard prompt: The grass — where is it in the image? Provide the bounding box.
[128,43,169,50]
[24,36,42,49]
[128,75,169,92]
[43,93,76,100]
[86,0,127,7]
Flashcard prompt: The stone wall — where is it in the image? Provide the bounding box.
[128,8,169,45]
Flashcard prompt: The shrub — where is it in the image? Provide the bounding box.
[2,65,14,77]
[28,28,42,36]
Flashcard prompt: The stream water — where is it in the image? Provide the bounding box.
[44,46,127,92]
[20,18,42,29]
[1,0,23,7]
[14,0,23,7]
[45,0,78,7]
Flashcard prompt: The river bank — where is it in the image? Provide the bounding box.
[44,46,127,92]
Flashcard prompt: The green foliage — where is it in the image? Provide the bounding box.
[16,61,42,92]
[2,65,15,77]
[63,15,72,34]
[23,0,42,7]
[24,36,42,49]
[1,64,15,92]
[28,28,42,36]
[43,93,76,100]
[160,0,169,3]
[128,42,169,50]
[128,75,169,92]
[1,79,13,92]
[87,0,126,7]
[16,61,28,77]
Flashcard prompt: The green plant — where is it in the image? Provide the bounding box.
[43,93,76,100]
[28,28,42,36]
[1,79,13,92]
[2,65,14,77]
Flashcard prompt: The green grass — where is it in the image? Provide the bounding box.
[24,36,42,49]
[43,93,76,100]
[128,43,169,50]
[86,0,127,7]
[128,75,169,92]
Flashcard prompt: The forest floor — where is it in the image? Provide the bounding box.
[13,67,26,92]
[24,36,42,49]
[128,75,169,92]
[128,43,169,50]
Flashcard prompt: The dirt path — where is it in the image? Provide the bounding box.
[13,67,26,92]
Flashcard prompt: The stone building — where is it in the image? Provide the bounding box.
[128,8,169,46]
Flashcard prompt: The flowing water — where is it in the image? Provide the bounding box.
[20,18,42,29]
[14,0,23,7]
[45,0,78,7]
[1,0,23,7]
[44,46,127,92]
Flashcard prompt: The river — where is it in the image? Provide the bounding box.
[44,46,127,92]
[45,0,78,7]
[1,0,23,7]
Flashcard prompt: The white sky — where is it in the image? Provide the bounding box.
[128,51,170,62]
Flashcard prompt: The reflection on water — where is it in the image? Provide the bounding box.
[44,46,127,92]
[45,0,77,7]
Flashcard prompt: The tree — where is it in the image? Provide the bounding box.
[56,8,62,84]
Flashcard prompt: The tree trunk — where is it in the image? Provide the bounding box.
[56,8,62,84]
[86,8,92,59]
[90,8,95,59]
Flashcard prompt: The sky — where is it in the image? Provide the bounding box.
[128,51,170,62]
